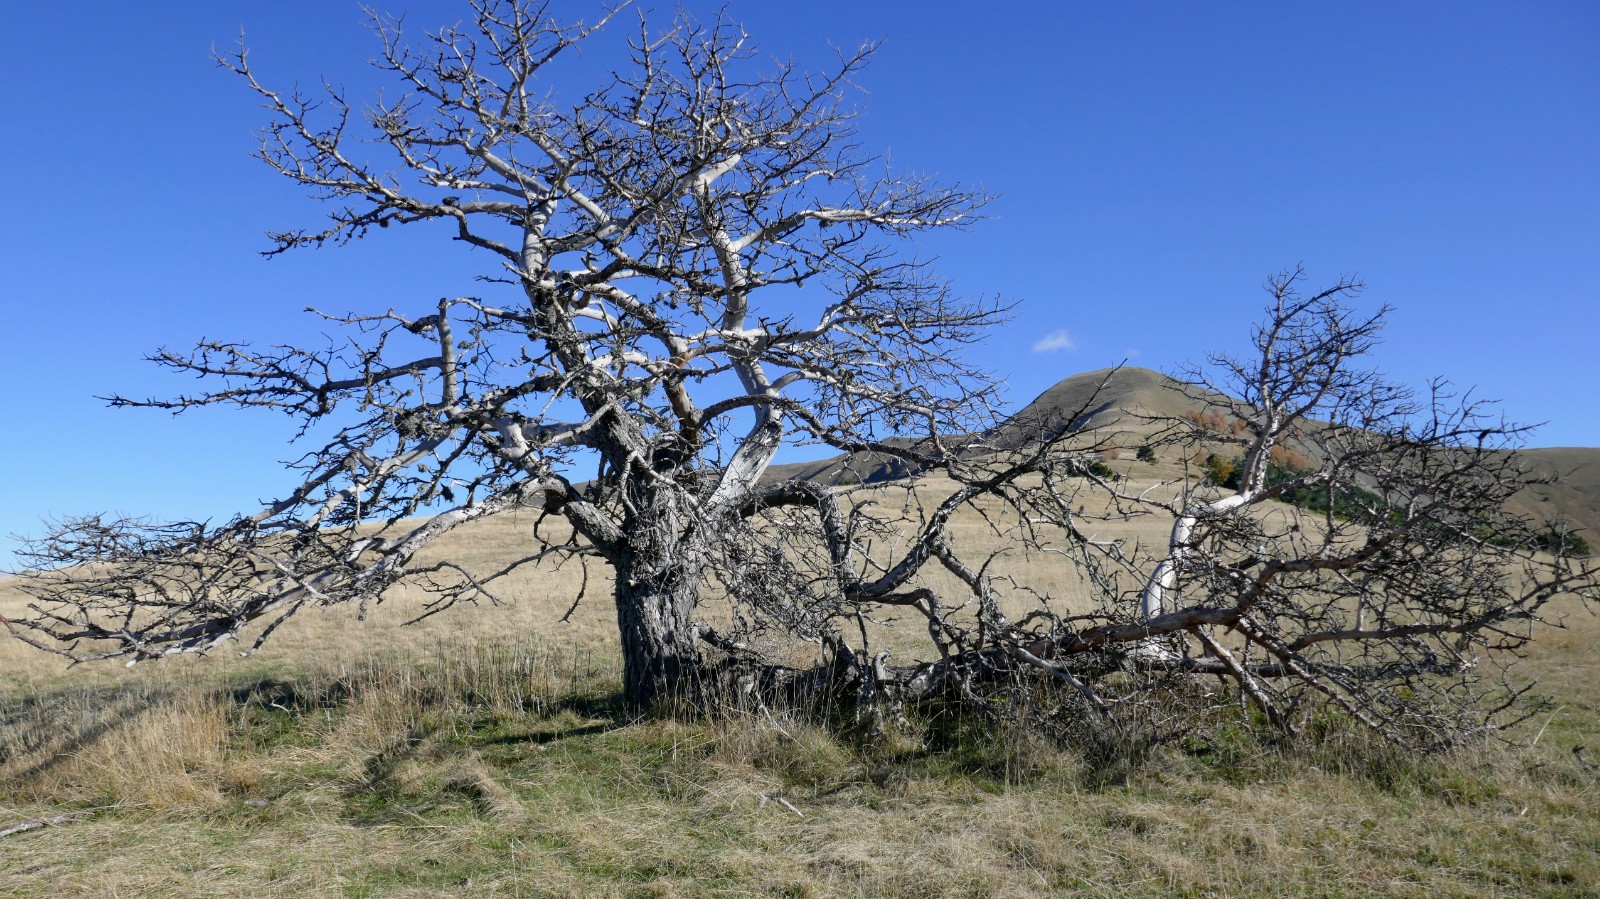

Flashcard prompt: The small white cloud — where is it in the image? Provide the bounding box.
[1032,329,1075,353]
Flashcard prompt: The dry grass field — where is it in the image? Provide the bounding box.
[4,403,1599,897]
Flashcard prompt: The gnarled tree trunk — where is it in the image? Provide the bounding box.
[613,555,705,714]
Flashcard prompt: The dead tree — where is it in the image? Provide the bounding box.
[11,1,1002,712]
[1108,269,1600,744]
[10,1,1593,744]
[722,270,1596,746]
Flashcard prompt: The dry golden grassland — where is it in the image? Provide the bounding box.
[3,453,1599,897]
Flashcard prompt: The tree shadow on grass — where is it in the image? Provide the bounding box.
[3,670,382,791]
[0,682,174,786]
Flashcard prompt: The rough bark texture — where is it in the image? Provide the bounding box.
[615,577,703,714]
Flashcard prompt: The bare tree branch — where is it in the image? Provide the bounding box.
[11,5,1594,748]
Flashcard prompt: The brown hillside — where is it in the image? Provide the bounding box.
[767,366,1600,542]
[992,366,1210,447]
[763,367,1205,486]
[1508,447,1600,545]
[761,436,941,487]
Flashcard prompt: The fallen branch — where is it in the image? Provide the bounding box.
[759,793,805,818]
[0,806,114,840]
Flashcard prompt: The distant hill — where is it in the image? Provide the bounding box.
[1508,448,1600,546]
[763,366,1600,545]
[761,436,940,487]
[987,366,1221,449]
[762,367,1191,486]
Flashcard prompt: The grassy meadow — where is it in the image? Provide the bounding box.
[4,450,1599,897]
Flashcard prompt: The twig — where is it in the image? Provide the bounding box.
[758,793,805,818]
[761,706,798,744]
[1529,706,1563,748]
[0,806,115,839]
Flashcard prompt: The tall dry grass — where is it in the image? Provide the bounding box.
[2,615,1598,897]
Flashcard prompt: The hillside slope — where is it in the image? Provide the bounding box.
[767,365,1600,541]
[990,365,1213,447]
[760,367,1191,486]
[1509,447,1600,543]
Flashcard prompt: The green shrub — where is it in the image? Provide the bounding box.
[1213,455,1387,522]
[1484,526,1593,557]
[1542,529,1593,556]
[1202,454,1237,486]
[1085,459,1121,481]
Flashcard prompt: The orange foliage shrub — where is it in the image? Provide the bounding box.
[1185,408,1248,436]
[1271,444,1314,472]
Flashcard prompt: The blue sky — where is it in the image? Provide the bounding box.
[2,1,1596,566]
